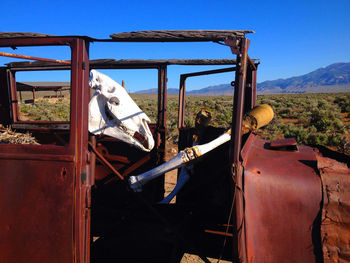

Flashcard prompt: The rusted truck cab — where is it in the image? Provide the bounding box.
[0,31,348,263]
[0,35,92,263]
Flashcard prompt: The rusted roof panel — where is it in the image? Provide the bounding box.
[5,59,109,69]
[109,59,239,65]
[17,81,70,87]
[110,30,254,42]
[316,154,350,263]
[6,58,244,70]
[16,81,70,91]
[0,32,53,39]
[5,59,113,70]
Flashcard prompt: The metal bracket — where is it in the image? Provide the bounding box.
[225,37,241,54]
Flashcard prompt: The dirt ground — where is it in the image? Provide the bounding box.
[164,142,178,202]
[341,112,350,125]
[181,254,231,263]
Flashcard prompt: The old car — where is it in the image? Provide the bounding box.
[0,30,348,263]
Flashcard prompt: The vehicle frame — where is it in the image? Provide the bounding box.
[0,31,348,263]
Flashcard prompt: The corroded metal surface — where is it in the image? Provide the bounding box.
[317,154,350,263]
[6,59,242,70]
[0,158,74,263]
[0,30,257,262]
[0,37,91,263]
[0,51,70,64]
[110,30,254,42]
[241,134,323,263]
[269,137,297,148]
[0,32,53,38]
[0,68,11,125]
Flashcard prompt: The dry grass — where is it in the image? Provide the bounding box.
[0,125,39,145]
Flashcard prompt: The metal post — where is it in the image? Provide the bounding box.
[9,71,19,121]
[251,64,258,107]
[32,88,36,102]
[244,63,254,112]
[0,68,11,125]
[157,65,167,148]
[229,37,250,263]
[70,38,91,263]
[155,65,167,201]
[0,51,70,64]
[230,38,249,168]
[178,75,186,129]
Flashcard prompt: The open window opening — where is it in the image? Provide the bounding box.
[180,70,235,129]
[87,68,160,183]
[0,45,72,146]
[15,70,71,121]
[89,62,239,262]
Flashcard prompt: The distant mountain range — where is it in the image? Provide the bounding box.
[134,62,350,95]
[136,88,179,94]
[258,62,350,94]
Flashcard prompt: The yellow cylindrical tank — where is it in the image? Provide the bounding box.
[242,104,274,134]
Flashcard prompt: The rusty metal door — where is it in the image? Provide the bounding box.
[0,38,91,263]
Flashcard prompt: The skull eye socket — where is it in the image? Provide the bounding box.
[109,97,120,106]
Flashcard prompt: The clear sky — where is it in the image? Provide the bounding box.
[1,0,349,92]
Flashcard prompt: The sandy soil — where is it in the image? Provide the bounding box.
[281,118,299,124]
[181,254,231,263]
[341,112,350,124]
[164,142,178,202]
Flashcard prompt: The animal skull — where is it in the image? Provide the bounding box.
[88,70,155,152]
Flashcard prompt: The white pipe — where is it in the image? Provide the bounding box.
[158,166,191,204]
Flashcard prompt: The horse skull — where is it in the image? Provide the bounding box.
[88,70,155,152]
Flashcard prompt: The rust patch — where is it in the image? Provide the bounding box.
[61,167,67,177]
[251,168,262,176]
[242,134,322,262]
[269,137,297,149]
[317,154,350,263]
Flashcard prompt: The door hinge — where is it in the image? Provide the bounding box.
[85,187,92,209]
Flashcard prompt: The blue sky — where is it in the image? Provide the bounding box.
[1,0,349,92]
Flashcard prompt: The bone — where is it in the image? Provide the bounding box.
[159,109,211,203]
[128,104,274,192]
[88,70,155,152]
[128,129,231,192]
[129,150,185,192]
[158,166,190,204]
